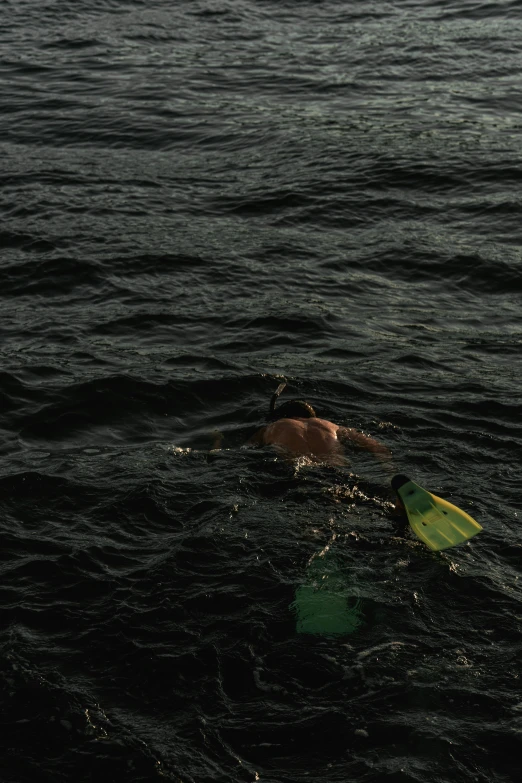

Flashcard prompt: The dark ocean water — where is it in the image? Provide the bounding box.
[1,1,522,781]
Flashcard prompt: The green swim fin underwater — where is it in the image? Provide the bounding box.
[292,545,363,636]
[392,474,482,551]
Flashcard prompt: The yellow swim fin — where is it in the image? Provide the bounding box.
[391,474,482,551]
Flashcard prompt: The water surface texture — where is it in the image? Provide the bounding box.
[1,1,522,782]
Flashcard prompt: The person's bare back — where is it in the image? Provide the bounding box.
[258,416,343,460]
[241,382,393,468]
[250,413,391,467]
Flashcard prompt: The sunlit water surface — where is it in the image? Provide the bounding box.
[1,1,522,782]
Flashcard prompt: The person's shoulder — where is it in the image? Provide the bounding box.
[267,417,304,431]
[307,417,339,432]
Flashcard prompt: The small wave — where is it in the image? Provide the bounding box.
[0,255,102,297]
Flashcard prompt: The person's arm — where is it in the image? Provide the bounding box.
[210,429,223,450]
[245,427,266,447]
[338,426,393,463]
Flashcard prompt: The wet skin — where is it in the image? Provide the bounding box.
[249,416,392,466]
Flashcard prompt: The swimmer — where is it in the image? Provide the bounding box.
[208,382,482,550]
[247,382,393,468]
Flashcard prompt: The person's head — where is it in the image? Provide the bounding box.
[270,399,317,421]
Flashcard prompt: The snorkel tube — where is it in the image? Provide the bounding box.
[268,381,288,419]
